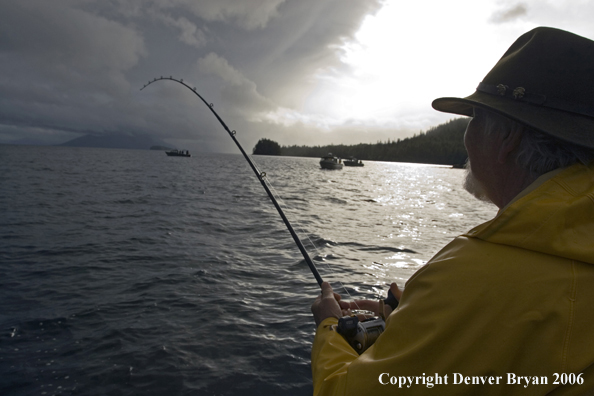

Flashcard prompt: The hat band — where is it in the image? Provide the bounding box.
[477,82,594,119]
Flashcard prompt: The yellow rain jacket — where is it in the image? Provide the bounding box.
[312,163,594,395]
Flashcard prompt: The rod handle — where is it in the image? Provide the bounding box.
[383,288,399,310]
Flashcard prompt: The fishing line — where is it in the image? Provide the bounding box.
[250,160,362,305]
[140,76,397,312]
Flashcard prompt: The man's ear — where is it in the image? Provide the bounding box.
[497,123,523,164]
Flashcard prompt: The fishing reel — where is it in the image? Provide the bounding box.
[337,315,385,354]
[336,290,399,354]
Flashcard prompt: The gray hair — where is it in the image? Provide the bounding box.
[483,110,594,176]
[516,128,594,175]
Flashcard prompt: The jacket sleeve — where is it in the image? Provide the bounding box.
[311,317,359,396]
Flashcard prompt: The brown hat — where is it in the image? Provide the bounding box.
[432,27,594,148]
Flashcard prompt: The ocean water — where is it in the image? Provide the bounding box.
[0,145,497,395]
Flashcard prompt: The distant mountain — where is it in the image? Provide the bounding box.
[60,133,171,150]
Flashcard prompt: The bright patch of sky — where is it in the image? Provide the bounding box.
[302,0,514,127]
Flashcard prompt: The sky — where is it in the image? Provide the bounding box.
[1,0,594,153]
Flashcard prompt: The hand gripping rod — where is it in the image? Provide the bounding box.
[141,77,324,286]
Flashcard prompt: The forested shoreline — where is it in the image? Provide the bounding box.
[254,117,470,166]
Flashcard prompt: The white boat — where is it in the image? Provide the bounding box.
[320,153,343,170]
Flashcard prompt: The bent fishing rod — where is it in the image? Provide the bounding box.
[141,76,323,286]
[140,77,398,312]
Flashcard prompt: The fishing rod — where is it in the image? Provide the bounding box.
[141,76,324,286]
[140,77,398,352]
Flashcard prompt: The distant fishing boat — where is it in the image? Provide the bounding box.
[165,149,191,157]
[320,153,343,170]
[344,157,364,167]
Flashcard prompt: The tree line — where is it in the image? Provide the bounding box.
[253,117,470,166]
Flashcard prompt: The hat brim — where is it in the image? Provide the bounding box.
[432,91,594,148]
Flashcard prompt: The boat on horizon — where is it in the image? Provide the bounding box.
[344,157,364,167]
[165,149,191,157]
[320,153,343,170]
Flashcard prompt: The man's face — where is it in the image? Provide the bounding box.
[463,108,494,203]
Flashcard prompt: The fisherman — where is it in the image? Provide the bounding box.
[311,27,594,395]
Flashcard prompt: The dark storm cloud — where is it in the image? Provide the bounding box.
[0,0,147,142]
[196,52,275,115]
[0,0,383,151]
